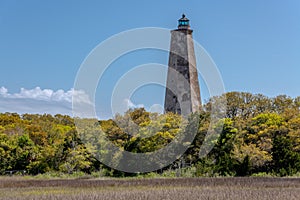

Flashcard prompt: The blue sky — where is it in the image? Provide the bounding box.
[0,0,299,118]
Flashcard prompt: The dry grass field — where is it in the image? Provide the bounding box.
[0,177,299,200]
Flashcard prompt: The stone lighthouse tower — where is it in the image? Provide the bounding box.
[164,14,202,116]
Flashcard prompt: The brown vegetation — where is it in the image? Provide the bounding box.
[0,177,299,200]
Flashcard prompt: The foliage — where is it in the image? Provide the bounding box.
[0,92,300,177]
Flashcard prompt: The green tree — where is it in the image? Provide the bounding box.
[272,135,300,176]
[211,118,237,176]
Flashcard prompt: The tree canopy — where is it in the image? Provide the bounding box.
[0,92,300,177]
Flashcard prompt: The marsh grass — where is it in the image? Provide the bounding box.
[0,177,299,200]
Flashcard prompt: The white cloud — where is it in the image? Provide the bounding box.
[0,87,93,116]
[1,87,72,102]
[0,86,8,96]
[124,98,144,109]
[149,104,164,114]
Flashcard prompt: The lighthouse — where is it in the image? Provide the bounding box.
[164,14,202,116]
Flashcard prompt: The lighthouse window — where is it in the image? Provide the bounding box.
[180,21,188,26]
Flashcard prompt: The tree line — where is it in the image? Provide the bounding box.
[0,92,300,177]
